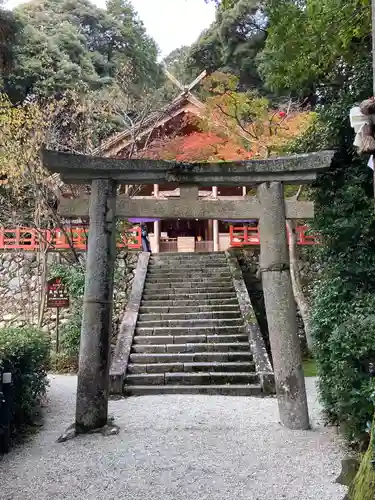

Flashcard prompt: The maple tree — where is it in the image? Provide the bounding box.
[136,72,312,164]
[202,72,314,159]
[138,131,253,162]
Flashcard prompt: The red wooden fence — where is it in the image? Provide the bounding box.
[229,225,316,247]
[0,225,315,251]
[0,227,142,251]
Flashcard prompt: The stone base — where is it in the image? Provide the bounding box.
[57,417,120,443]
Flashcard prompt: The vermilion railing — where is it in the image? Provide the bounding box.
[229,225,316,247]
[0,227,142,251]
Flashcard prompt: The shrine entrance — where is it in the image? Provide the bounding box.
[42,149,334,435]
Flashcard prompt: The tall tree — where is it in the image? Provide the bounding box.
[190,0,266,90]
[0,0,20,74]
[4,0,161,103]
[259,0,375,446]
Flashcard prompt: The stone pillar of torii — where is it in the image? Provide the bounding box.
[42,149,334,439]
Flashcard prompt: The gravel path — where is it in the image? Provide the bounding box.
[0,375,347,500]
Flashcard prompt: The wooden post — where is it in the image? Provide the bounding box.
[75,179,117,433]
[154,220,161,253]
[154,185,160,253]
[55,308,60,354]
[212,186,219,251]
[257,181,309,430]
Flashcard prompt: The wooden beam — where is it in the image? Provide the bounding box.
[164,68,185,91]
[42,150,335,185]
[188,70,207,91]
[58,196,314,220]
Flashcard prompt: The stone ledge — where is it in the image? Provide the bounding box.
[110,252,150,394]
[225,251,275,395]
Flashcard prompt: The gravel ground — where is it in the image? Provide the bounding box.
[0,375,347,500]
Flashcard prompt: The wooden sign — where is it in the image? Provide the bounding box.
[46,277,70,309]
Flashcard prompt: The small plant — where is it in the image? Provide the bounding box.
[0,326,50,432]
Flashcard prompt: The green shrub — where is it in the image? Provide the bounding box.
[0,326,50,431]
[312,278,375,442]
[60,305,82,357]
[50,262,84,366]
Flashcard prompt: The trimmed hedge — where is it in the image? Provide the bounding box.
[313,295,375,443]
[0,326,50,433]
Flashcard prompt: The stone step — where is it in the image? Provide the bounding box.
[143,281,233,290]
[133,334,248,345]
[128,361,255,374]
[138,311,240,321]
[135,325,245,336]
[149,261,228,268]
[132,342,250,354]
[145,277,233,285]
[124,384,262,396]
[147,264,231,277]
[142,291,237,301]
[150,252,226,259]
[143,287,235,296]
[123,384,262,396]
[125,372,259,386]
[148,261,229,272]
[145,276,232,283]
[130,351,254,364]
[136,318,243,328]
[141,298,239,307]
[139,304,240,314]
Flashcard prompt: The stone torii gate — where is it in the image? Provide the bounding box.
[43,149,334,435]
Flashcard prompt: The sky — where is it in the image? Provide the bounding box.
[4,0,216,58]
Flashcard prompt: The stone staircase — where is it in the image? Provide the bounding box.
[123,252,263,396]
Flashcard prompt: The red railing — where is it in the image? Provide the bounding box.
[229,225,316,247]
[0,227,142,251]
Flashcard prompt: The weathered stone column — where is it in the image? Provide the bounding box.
[75,179,117,433]
[153,220,161,253]
[257,181,309,430]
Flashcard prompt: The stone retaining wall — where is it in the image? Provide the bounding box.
[229,247,316,357]
[0,251,139,333]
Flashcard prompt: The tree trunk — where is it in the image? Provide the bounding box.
[286,219,314,353]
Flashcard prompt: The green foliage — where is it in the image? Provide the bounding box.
[0,326,50,431]
[260,0,375,445]
[50,262,85,360]
[348,416,375,500]
[298,91,375,443]
[0,3,20,73]
[258,0,371,94]
[50,262,85,299]
[303,358,317,378]
[189,0,266,90]
[4,0,161,103]
[313,301,375,441]
[59,306,82,357]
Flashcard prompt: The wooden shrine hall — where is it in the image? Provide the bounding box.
[86,69,309,253]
